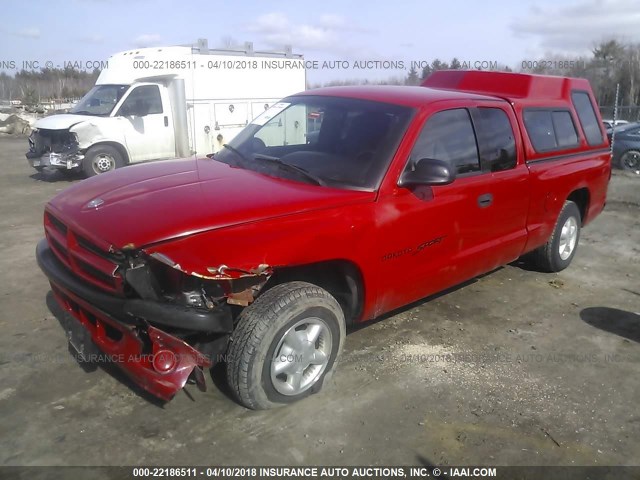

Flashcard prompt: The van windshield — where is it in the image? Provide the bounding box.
[214,95,414,190]
[70,84,129,116]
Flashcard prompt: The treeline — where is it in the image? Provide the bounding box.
[0,67,100,105]
[2,40,639,115]
[515,40,640,110]
[403,40,640,112]
[316,40,640,116]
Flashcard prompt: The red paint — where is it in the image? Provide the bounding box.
[39,70,610,400]
[46,157,373,252]
[52,283,211,401]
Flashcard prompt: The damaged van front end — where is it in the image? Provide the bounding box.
[26,114,126,173]
[27,127,86,170]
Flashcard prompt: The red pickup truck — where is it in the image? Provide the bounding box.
[36,70,611,409]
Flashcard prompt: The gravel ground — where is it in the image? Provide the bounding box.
[0,134,638,471]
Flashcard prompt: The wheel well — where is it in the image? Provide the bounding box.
[263,260,364,325]
[88,142,130,165]
[567,188,589,225]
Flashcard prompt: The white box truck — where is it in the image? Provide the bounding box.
[26,39,306,177]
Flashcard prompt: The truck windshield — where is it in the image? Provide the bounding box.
[70,84,129,116]
[214,95,414,190]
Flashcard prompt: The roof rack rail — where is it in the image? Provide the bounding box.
[180,38,302,59]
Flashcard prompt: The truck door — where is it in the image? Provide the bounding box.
[374,105,528,314]
[467,104,529,269]
[115,83,176,162]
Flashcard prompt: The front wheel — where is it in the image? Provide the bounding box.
[82,145,124,177]
[533,200,581,272]
[226,281,346,410]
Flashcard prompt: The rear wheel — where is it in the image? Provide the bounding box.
[83,145,124,177]
[226,281,345,410]
[619,150,640,172]
[533,200,581,272]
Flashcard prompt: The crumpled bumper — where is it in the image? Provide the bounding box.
[52,283,211,401]
[36,240,226,401]
[26,150,84,169]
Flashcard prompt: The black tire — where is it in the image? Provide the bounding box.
[533,200,581,272]
[82,145,125,177]
[226,281,346,410]
[619,150,640,172]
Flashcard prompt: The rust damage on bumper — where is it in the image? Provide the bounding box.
[207,264,273,306]
[149,252,273,307]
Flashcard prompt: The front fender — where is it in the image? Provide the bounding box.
[142,202,378,314]
[70,119,130,158]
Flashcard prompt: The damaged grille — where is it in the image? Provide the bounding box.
[45,212,124,295]
[30,129,78,155]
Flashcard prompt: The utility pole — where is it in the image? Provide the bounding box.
[611,83,620,154]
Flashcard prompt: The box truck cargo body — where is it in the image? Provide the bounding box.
[26,39,306,176]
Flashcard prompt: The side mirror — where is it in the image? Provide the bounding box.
[398,158,456,187]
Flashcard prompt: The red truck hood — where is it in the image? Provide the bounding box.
[47,157,374,250]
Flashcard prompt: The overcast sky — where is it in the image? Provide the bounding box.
[1,0,639,83]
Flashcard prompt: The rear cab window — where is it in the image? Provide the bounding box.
[523,109,580,153]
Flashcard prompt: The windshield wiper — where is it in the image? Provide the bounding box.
[222,144,251,167]
[253,154,325,186]
[70,110,95,115]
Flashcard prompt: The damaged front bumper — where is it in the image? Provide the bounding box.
[26,129,84,170]
[36,239,234,401]
[26,150,84,170]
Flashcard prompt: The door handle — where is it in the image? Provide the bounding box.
[477,193,493,208]
[164,116,169,127]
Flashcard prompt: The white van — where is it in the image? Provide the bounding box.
[26,39,306,176]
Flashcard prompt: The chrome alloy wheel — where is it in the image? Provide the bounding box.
[270,317,332,396]
[558,216,578,260]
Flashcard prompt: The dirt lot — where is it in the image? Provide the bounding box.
[0,134,639,469]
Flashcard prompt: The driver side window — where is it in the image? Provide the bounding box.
[409,108,480,175]
[117,85,163,117]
